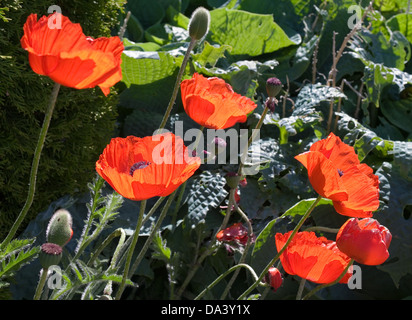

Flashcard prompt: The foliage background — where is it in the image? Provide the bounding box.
[1,0,412,300]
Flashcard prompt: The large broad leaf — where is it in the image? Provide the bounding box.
[206,8,300,56]
[121,50,182,88]
[381,98,412,134]
[375,155,412,287]
[183,171,229,228]
[387,13,412,43]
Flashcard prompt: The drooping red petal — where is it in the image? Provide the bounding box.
[275,231,352,284]
[310,133,360,171]
[21,13,123,95]
[332,165,380,217]
[180,73,257,129]
[295,151,348,201]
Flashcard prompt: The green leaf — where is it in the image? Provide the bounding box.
[0,238,39,283]
[375,157,412,287]
[183,171,229,228]
[151,232,172,262]
[207,8,300,56]
[121,50,182,87]
[387,13,412,44]
[381,98,412,133]
[193,41,232,68]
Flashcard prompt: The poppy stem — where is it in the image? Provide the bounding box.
[301,259,354,300]
[159,39,197,130]
[237,195,323,300]
[1,82,61,250]
[33,268,49,300]
[128,190,178,279]
[115,199,147,300]
[194,263,259,300]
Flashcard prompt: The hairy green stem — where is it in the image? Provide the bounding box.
[115,200,147,300]
[2,82,61,249]
[159,39,197,130]
[195,263,259,300]
[129,190,178,278]
[33,268,49,300]
[237,195,323,300]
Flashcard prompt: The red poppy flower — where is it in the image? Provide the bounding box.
[336,218,391,266]
[216,222,250,245]
[180,73,257,129]
[275,231,352,284]
[95,132,201,201]
[266,267,283,292]
[21,13,123,96]
[295,132,379,217]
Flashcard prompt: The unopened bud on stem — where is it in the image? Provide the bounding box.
[46,209,73,247]
[188,7,211,41]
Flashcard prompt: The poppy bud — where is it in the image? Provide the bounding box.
[188,7,211,41]
[225,172,240,189]
[39,243,63,269]
[336,218,392,266]
[266,77,282,98]
[46,209,73,247]
[265,267,283,292]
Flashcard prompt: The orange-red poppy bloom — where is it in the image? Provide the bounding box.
[96,132,201,201]
[336,218,391,266]
[21,13,123,96]
[180,73,257,129]
[295,132,379,218]
[275,231,352,284]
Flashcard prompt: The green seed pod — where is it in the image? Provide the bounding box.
[225,172,241,189]
[39,243,63,269]
[188,7,211,40]
[46,209,73,247]
[266,77,282,98]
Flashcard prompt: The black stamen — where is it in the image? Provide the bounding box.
[130,161,151,176]
[338,169,344,177]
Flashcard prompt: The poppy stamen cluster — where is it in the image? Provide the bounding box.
[129,161,151,176]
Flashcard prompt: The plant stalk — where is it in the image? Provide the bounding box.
[1,82,61,249]
[115,199,147,300]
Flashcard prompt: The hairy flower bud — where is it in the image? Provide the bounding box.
[46,209,73,247]
[39,243,63,269]
[188,7,211,40]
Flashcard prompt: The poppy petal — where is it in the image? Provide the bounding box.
[333,165,380,217]
[295,151,348,201]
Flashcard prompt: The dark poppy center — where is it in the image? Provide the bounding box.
[130,161,151,176]
[338,169,344,177]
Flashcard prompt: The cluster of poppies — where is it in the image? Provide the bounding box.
[21,12,258,202]
[21,12,391,295]
[218,133,392,291]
